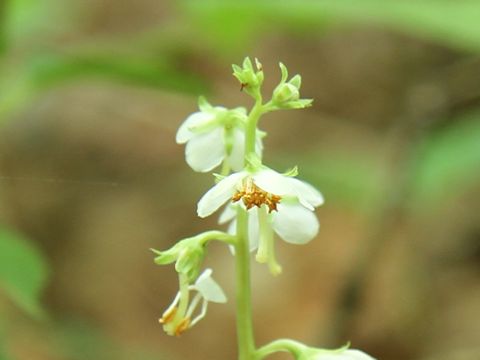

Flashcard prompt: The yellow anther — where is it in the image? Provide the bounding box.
[232,179,281,213]
[175,317,191,336]
[159,306,177,324]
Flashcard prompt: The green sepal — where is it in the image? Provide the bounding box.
[283,166,299,177]
[198,96,212,112]
[289,74,302,88]
[213,173,226,182]
[151,246,181,265]
[283,98,313,109]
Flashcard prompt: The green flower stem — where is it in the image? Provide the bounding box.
[244,96,264,165]
[255,339,307,359]
[196,230,237,246]
[220,160,231,177]
[235,206,255,360]
[175,273,190,323]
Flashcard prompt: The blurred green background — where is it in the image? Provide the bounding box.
[0,1,479,359]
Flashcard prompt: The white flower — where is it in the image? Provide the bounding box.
[176,99,263,172]
[160,268,226,336]
[303,349,376,360]
[198,168,323,243]
[197,167,323,274]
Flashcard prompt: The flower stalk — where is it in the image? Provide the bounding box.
[235,206,256,360]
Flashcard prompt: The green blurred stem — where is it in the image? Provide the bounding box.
[235,207,255,360]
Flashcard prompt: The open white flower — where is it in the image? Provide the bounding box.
[160,268,227,336]
[301,349,376,360]
[197,167,323,274]
[176,98,263,172]
[198,167,323,243]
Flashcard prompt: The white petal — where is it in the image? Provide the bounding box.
[194,269,227,303]
[253,169,293,196]
[342,350,376,360]
[272,203,319,244]
[314,349,376,360]
[247,207,260,251]
[185,128,224,172]
[197,172,247,218]
[228,128,246,171]
[176,112,214,144]
[288,177,324,209]
[218,204,237,224]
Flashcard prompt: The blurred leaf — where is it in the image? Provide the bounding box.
[274,113,480,213]
[185,0,480,52]
[27,53,205,94]
[0,228,48,319]
[271,151,383,212]
[0,1,7,55]
[412,113,480,207]
[3,0,69,48]
[0,52,206,123]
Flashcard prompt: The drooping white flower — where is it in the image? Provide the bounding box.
[300,349,376,360]
[176,98,263,172]
[160,268,226,336]
[197,167,323,274]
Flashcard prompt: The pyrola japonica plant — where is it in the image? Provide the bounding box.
[152,58,376,360]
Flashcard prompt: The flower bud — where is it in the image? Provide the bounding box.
[152,245,182,265]
[232,57,264,98]
[175,242,206,283]
[272,82,300,104]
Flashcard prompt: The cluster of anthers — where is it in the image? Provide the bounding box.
[159,305,189,337]
[231,178,282,213]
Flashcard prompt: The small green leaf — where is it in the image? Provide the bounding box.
[0,228,49,319]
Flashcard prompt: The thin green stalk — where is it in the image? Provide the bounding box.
[244,97,263,161]
[235,206,255,360]
[176,273,190,321]
[255,339,306,359]
[234,95,265,359]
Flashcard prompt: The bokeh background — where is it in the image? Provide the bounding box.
[0,1,479,359]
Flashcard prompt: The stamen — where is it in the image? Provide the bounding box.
[232,178,281,212]
[159,306,177,324]
[175,317,191,336]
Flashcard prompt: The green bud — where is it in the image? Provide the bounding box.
[232,56,264,99]
[272,83,300,104]
[269,63,312,110]
[175,241,206,283]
